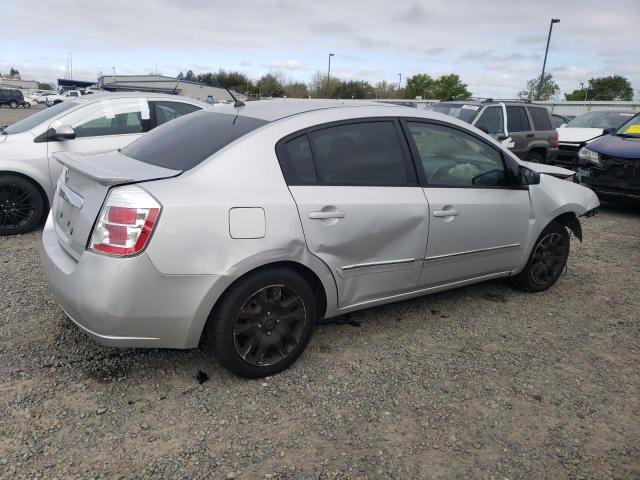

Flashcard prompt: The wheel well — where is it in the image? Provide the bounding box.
[0,171,50,214]
[553,212,582,242]
[200,261,328,344]
[528,146,547,159]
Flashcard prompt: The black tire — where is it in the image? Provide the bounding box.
[205,267,316,378]
[510,221,570,292]
[0,175,46,236]
[526,150,545,163]
[9,100,18,109]
[22,102,31,109]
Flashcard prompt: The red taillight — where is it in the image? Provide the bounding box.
[89,186,161,257]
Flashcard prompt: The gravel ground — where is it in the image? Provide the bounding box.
[0,206,638,479]
[1,107,639,478]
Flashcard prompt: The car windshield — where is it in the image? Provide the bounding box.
[426,103,481,123]
[615,114,640,138]
[566,111,633,129]
[3,101,77,134]
[122,110,268,170]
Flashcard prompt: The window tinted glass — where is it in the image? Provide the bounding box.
[123,111,268,171]
[474,106,504,134]
[528,107,553,131]
[507,106,531,132]
[278,135,317,184]
[3,101,76,134]
[308,122,408,186]
[426,103,480,123]
[75,111,143,137]
[407,122,506,187]
[153,101,201,127]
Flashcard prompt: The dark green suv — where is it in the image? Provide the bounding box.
[427,99,559,163]
[0,88,24,109]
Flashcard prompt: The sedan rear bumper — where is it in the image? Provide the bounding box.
[40,215,235,349]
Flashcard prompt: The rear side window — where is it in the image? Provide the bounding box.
[278,135,318,184]
[123,111,267,170]
[527,107,553,131]
[506,106,531,132]
[308,122,409,186]
[152,101,201,127]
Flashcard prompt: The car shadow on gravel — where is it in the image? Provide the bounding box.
[45,277,518,385]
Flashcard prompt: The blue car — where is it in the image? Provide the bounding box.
[577,113,640,200]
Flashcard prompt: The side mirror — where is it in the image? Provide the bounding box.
[602,127,615,135]
[53,125,76,140]
[519,165,540,186]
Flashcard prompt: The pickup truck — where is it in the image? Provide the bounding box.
[45,90,84,106]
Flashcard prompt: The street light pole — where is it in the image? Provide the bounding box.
[536,18,560,100]
[398,73,402,91]
[326,53,334,98]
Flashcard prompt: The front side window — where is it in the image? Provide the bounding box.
[308,121,409,186]
[153,101,201,127]
[474,106,504,135]
[527,107,553,131]
[75,111,143,137]
[507,106,531,132]
[406,122,507,187]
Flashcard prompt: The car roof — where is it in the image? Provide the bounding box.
[212,99,394,121]
[71,91,211,105]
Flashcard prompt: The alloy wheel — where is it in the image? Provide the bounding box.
[0,182,37,232]
[233,285,307,367]
[530,232,567,286]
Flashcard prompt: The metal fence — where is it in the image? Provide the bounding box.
[374,99,640,116]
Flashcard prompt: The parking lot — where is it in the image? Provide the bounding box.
[1,107,639,479]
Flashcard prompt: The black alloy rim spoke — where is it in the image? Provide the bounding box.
[0,183,36,230]
[530,232,566,285]
[233,285,307,367]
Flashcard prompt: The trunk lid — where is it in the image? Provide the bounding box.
[52,151,180,260]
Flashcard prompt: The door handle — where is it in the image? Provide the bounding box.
[433,209,459,217]
[309,211,345,220]
[526,133,534,138]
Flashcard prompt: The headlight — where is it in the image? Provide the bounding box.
[578,147,601,167]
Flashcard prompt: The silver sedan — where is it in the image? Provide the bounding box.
[41,100,599,377]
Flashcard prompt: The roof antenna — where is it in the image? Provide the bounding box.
[216,77,245,107]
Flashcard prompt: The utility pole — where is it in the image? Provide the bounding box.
[580,82,588,101]
[536,18,560,100]
[326,53,334,98]
[398,73,402,91]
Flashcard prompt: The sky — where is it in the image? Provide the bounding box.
[1,0,639,98]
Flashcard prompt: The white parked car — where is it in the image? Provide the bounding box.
[556,110,635,166]
[40,100,600,377]
[0,93,209,234]
[45,90,84,106]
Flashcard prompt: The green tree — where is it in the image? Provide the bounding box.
[518,73,559,101]
[405,73,436,99]
[257,73,284,97]
[564,88,587,101]
[9,67,20,78]
[336,80,375,99]
[585,75,633,101]
[37,82,53,90]
[283,81,308,98]
[374,80,399,99]
[433,74,471,100]
[185,70,196,81]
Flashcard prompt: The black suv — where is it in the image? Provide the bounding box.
[427,99,559,163]
[0,88,24,109]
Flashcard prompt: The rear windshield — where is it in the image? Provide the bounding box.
[122,111,268,170]
[426,103,480,123]
[566,111,634,129]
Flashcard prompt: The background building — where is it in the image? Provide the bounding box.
[97,75,234,102]
[0,78,38,90]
